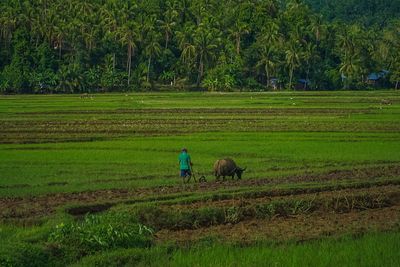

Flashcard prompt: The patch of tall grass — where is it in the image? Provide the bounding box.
[157,231,400,267]
[48,213,153,254]
[0,212,154,266]
[69,231,400,266]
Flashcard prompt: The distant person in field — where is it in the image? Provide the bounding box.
[179,148,193,179]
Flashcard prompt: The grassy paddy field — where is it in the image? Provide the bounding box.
[0,91,399,266]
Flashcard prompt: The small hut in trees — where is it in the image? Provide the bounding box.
[366,70,389,86]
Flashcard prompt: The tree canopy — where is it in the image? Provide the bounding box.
[304,0,400,27]
[0,0,399,93]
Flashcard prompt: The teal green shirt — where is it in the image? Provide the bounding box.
[179,152,191,170]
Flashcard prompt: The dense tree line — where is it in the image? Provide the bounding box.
[0,0,399,93]
[304,0,400,27]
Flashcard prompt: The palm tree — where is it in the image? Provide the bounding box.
[310,15,326,43]
[303,42,318,84]
[177,22,220,86]
[57,63,84,93]
[52,24,65,59]
[256,46,277,89]
[229,21,249,55]
[190,0,209,25]
[339,53,361,89]
[175,0,191,24]
[336,25,366,87]
[118,22,139,86]
[0,8,16,44]
[285,42,302,90]
[256,21,281,87]
[158,6,178,49]
[390,62,400,89]
[76,1,94,20]
[39,7,56,46]
[99,5,121,74]
[176,24,196,77]
[144,32,162,83]
[193,26,220,86]
[180,41,196,68]
[384,25,400,89]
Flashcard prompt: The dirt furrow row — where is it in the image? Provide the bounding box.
[155,205,400,243]
[1,165,399,221]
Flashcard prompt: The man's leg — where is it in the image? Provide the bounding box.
[185,169,191,183]
[180,169,186,183]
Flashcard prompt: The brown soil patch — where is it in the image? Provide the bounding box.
[155,205,400,243]
[0,189,131,220]
[66,203,114,216]
[1,165,399,221]
[167,184,400,211]
[237,164,400,186]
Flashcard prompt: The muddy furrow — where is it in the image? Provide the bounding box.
[155,205,400,243]
[1,164,399,220]
[1,172,400,221]
[132,184,400,233]
[166,184,400,211]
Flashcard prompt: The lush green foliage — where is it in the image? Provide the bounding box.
[0,242,55,267]
[1,214,399,267]
[155,232,400,267]
[48,213,153,253]
[305,0,400,26]
[1,0,400,93]
[73,231,400,266]
[70,247,159,267]
[0,213,153,266]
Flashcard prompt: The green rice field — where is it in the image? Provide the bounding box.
[0,91,399,266]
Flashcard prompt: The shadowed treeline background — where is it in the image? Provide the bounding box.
[1,0,400,93]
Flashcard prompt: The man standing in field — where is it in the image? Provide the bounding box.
[179,148,193,181]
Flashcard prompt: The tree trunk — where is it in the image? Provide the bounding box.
[289,66,294,90]
[113,53,116,71]
[127,44,132,86]
[196,55,204,87]
[58,38,62,59]
[165,32,169,49]
[396,81,399,90]
[344,77,351,90]
[306,63,310,90]
[200,59,204,80]
[265,65,270,89]
[236,35,240,55]
[341,71,347,89]
[147,56,151,82]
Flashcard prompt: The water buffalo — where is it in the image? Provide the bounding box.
[213,158,246,181]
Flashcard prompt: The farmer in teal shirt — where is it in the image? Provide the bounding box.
[179,148,193,179]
